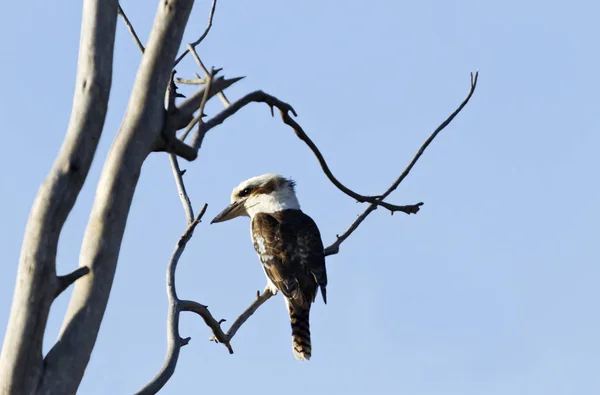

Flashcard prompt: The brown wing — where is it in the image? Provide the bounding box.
[252,210,327,309]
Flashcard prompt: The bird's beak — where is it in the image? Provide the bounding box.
[211,199,246,224]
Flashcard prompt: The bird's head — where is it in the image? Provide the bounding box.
[211,173,300,223]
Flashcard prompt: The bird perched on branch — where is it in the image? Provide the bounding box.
[211,173,328,360]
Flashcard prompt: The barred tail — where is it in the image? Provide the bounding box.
[287,300,312,360]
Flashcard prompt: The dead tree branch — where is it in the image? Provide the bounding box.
[186,67,215,148]
[179,300,232,353]
[324,72,479,256]
[119,1,239,162]
[38,2,196,393]
[194,90,422,213]
[173,0,218,67]
[0,1,118,393]
[169,155,194,223]
[222,288,274,340]
[173,76,244,131]
[117,2,242,388]
[176,77,206,85]
[186,41,231,107]
[183,288,275,354]
[136,205,208,395]
[118,4,145,53]
[140,63,233,390]
[156,71,200,161]
[120,0,232,123]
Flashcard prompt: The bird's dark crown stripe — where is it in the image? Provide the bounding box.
[245,177,296,198]
[249,179,278,196]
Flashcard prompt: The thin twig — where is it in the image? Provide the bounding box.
[176,77,206,85]
[375,72,479,200]
[169,154,194,224]
[188,43,231,107]
[324,72,479,256]
[224,287,274,340]
[173,0,218,67]
[174,76,243,130]
[181,67,215,144]
[118,4,145,53]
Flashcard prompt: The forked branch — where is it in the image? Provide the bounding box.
[136,204,208,395]
[118,1,239,162]
[324,72,479,256]
[173,0,218,67]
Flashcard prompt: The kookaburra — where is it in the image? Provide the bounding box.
[211,173,328,360]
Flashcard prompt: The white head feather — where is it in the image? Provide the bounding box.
[212,174,301,224]
[230,173,300,218]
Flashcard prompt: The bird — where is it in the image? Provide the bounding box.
[211,173,328,360]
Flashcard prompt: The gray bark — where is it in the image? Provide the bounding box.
[0,0,118,393]
[38,1,195,394]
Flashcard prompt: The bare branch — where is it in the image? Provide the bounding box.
[376,72,479,200]
[0,1,118,393]
[188,45,209,72]
[194,90,417,212]
[324,72,479,256]
[118,4,145,53]
[120,5,195,165]
[169,155,194,223]
[224,288,274,340]
[185,34,231,106]
[180,287,274,355]
[186,68,215,148]
[116,9,229,163]
[155,71,200,161]
[173,0,218,66]
[173,76,244,130]
[55,267,91,299]
[179,300,233,354]
[39,2,196,393]
[135,205,207,395]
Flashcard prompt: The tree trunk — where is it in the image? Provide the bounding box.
[0,0,118,393]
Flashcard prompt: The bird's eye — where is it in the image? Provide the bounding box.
[239,188,251,197]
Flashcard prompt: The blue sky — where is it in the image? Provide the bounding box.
[1,0,599,394]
